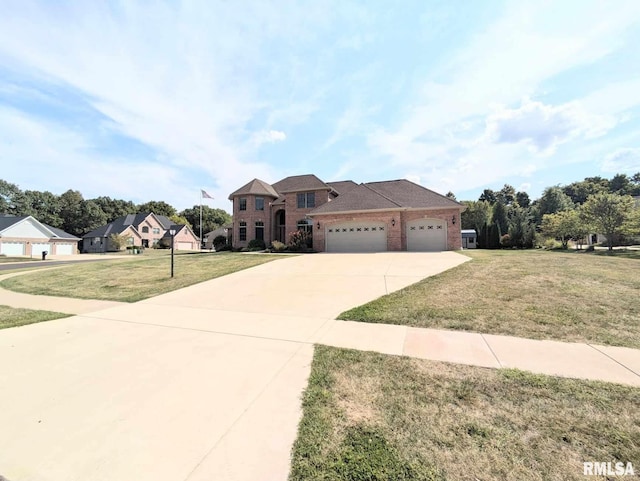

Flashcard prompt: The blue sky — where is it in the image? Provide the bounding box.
[1,0,640,212]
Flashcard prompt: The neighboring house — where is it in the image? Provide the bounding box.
[160,224,200,250]
[82,213,199,253]
[0,214,80,256]
[461,229,477,249]
[203,224,232,249]
[228,175,465,252]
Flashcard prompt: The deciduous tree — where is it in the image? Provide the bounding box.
[581,193,634,251]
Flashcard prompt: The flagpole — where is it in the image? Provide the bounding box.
[199,190,203,250]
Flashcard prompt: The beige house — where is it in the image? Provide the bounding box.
[82,213,199,253]
[228,175,464,252]
[0,215,80,256]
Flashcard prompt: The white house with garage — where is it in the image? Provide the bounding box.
[0,215,80,257]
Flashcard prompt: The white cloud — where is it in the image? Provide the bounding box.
[251,130,287,146]
[602,148,640,172]
[364,0,640,191]
[485,99,615,153]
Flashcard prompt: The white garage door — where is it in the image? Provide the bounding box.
[56,244,75,255]
[326,221,387,253]
[0,242,25,256]
[407,219,447,251]
[176,241,193,250]
[32,243,52,254]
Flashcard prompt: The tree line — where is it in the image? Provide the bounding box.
[459,173,640,250]
[0,180,232,238]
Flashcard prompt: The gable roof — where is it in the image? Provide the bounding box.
[228,179,279,199]
[365,180,464,209]
[83,212,169,238]
[309,183,402,214]
[271,174,331,193]
[0,215,79,240]
[0,215,30,232]
[309,179,463,215]
[327,180,358,195]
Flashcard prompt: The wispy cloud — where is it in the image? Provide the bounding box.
[602,148,640,173]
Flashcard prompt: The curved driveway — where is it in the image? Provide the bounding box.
[0,252,468,481]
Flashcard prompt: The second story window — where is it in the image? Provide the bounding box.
[239,198,247,211]
[142,226,149,233]
[297,192,315,209]
[255,197,264,211]
[152,228,161,235]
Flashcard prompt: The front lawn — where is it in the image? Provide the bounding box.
[340,249,640,348]
[0,252,285,302]
[0,305,70,329]
[290,346,640,481]
[0,256,40,263]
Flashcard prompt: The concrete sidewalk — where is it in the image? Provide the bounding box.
[1,251,639,481]
[0,271,126,314]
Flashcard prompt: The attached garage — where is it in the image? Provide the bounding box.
[176,241,194,250]
[406,219,447,251]
[55,243,75,255]
[32,242,52,255]
[326,221,387,253]
[0,242,26,256]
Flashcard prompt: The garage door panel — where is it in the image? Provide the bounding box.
[407,219,446,251]
[176,241,193,250]
[326,222,387,253]
[56,244,74,255]
[32,243,52,254]
[0,242,25,256]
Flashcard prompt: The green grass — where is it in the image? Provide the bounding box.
[340,249,640,348]
[290,346,640,481]
[0,256,40,263]
[0,252,286,302]
[0,305,70,329]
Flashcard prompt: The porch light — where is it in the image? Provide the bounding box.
[391,218,396,227]
[452,215,456,225]
[316,222,320,230]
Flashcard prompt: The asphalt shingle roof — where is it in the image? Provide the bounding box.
[365,179,463,209]
[327,180,358,195]
[83,212,165,238]
[271,174,330,193]
[309,183,402,214]
[0,214,80,239]
[228,179,279,199]
[310,179,463,215]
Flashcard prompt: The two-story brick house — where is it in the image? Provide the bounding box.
[82,213,200,252]
[229,175,465,252]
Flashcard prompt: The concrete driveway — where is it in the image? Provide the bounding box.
[0,252,468,481]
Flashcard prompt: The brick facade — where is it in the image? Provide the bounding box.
[232,194,273,248]
[312,208,462,252]
[229,176,464,251]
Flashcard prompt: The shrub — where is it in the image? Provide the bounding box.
[543,238,562,250]
[271,240,287,252]
[215,244,231,252]
[212,235,228,251]
[247,239,266,250]
[500,234,511,247]
[288,230,311,252]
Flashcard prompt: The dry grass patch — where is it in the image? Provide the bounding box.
[290,346,640,481]
[0,305,69,329]
[0,252,286,302]
[340,249,640,348]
